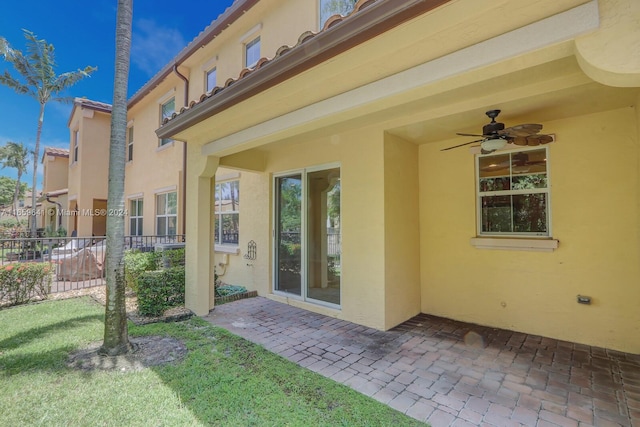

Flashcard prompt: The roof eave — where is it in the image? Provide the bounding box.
[156,0,452,141]
[127,0,261,109]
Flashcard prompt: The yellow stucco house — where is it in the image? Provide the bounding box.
[66,98,112,237]
[147,0,640,354]
[40,146,69,234]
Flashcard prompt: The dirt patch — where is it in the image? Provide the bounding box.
[51,285,193,324]
[55,286,193,372]
[67,335,188,372]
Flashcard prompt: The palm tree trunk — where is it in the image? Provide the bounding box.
[100,0,133,356]
[31,103,44,236]
[13,170,21,224]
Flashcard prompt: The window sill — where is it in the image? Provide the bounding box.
[470,237,559,252]
[215,245,240,254]
[156,140,175,152]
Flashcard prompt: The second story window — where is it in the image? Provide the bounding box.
[160,97,175,146]
[245,37,260,68]
[73,130,79,163]
[127,126,134,162]
[319,0,357,28]
[206,67,217,92]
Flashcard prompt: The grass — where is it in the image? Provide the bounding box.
[0,297,426,426]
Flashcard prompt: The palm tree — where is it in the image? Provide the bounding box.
[0,141,30,222]
[100,0,133,356]
[0,30,96,236]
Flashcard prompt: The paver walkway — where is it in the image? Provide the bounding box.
[205,297,640,427]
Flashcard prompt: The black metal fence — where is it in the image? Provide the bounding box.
[0,234,185,294]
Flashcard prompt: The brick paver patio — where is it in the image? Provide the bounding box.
[204,297,640,426]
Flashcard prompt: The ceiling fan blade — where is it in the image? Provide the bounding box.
[511,136,528,146]
[456,132,486,137]
[499,123,543,137]
[441,139,484,151]
[529,134,554,144]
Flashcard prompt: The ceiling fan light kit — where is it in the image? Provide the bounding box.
[442,109,554,154]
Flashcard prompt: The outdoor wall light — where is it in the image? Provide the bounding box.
[577,295,591,305]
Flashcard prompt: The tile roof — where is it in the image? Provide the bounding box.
[43,147,69,158]
[128,0,261,108]
[74,97,112,113]
[161,0,380,126]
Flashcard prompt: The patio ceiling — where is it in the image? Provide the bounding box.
[164,0,597,158]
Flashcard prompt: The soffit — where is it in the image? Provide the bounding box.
[163,0,592,147]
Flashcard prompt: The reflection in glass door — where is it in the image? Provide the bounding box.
[274,166,341,307]
[307,168,340,305]
[275,175,302,296]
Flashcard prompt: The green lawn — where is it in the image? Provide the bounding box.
[0,297,425,426]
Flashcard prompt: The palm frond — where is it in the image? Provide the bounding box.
[0,71,32,96]
[53,66,97,92]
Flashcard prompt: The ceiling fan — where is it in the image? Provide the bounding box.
[441,110,553,154]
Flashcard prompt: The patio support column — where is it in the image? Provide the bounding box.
[185,147,219,315]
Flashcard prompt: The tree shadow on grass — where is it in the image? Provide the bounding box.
[0,314,103,352]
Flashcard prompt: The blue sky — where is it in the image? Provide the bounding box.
[0,0,235,186]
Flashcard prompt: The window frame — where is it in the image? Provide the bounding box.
[156,191,178,236]
[213,179,240,250]
[206,67,217,92]
[319,0,357,29]
[127,125,134,162]
[244,36,261,68]
[129,197,143,236]
[476,146,552,238]
[159,97,175,147]
[72,130,79,163]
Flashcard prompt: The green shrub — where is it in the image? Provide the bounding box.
[0,263,53,307]
[123,250,159,292]
[158,248,185,268]
[137,266,185,316]
[215,284,247,298]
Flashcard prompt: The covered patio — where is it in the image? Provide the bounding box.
[206,297,640,426]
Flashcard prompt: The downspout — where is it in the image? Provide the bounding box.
[173,64,189,238]
[46,196,63,228]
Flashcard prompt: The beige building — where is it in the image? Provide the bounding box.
[150,0,640,355]
[40,146,69,234]
[66,98,112,237]
[46,0,640,354]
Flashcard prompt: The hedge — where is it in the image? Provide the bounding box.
[136,266,185,316]
[0,263,53,307]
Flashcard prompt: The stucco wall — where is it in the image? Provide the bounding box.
[383,133,421,329]
[67,108,110,237]
[419,107,640,353]
[214,128,388,329]
[126,76,185,236]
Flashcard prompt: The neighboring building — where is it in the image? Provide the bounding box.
[40,147,69,234]
[66,98,112,237]
[150,0,640,355]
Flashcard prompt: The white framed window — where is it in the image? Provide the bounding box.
[72,130,79,163]
[214,180,240,246]
[129,198,143,236]
[127,126,134,162]
[319,0,357,28]
[245,36,260,68]
[156,192,177,236]
[206,67,217,92]
[159,97,175,146]
[477,147,550,236]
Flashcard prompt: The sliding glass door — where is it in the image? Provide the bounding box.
[275,175,302,296]
[274,166,341,307]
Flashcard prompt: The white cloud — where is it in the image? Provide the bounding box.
[131,19,186,76]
